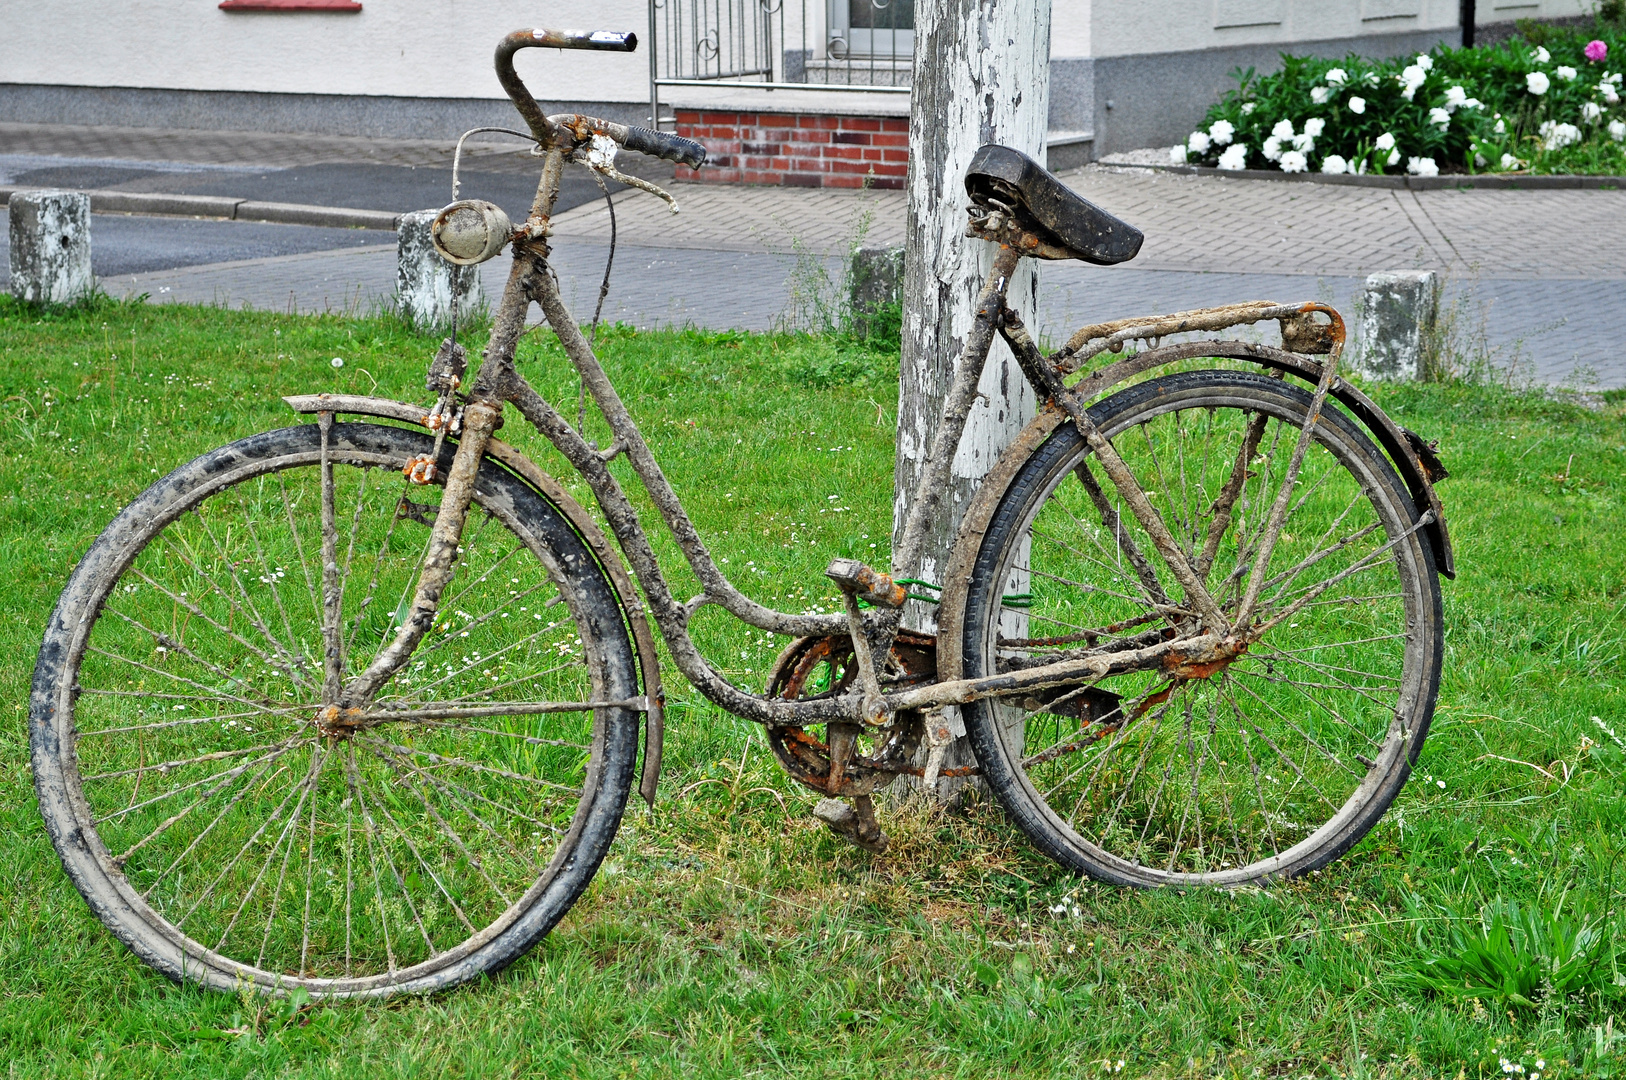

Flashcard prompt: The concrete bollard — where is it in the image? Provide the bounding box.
[848,245,903,337]
[1353,270,1439,381]
[396,209,483,330]
[9,190,93,306]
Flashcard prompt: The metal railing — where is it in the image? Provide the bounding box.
[648,0,912,126]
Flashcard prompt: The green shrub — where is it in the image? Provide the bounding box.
[1178,23,1626,176]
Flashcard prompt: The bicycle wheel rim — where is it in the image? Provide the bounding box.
[962,371,1442,887]
[32,423,640,995]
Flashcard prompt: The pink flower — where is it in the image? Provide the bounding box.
[1586,39,1609,63]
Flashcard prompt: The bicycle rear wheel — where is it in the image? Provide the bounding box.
[31,421,641,996]
[959,370,1443,886]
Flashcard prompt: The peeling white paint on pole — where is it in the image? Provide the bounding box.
[895,0,1051,613]
[9,190,92,306]
[894,0,1051,791]
[397,209,483,329]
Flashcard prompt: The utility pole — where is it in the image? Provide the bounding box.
[895,0,1051,792]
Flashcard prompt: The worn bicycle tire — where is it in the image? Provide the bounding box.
[959,370,1444,886]
[31,422,641,996]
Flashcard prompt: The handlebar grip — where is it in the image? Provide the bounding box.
[622,126,708,169]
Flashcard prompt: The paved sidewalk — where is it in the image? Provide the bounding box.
[4,123,1623,387]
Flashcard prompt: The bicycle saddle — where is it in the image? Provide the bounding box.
[964,144,1144,266]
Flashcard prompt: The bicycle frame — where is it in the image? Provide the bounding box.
[287,28,1456,752]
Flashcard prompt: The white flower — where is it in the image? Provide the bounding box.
[1527,71,1551,96]
[1217,143,1250,170]
[1187,130,1212,154]
[1170,143,1189,164]
[1442,85,1480,113]
[1326,67,1348,86]
[1601,81,1621,103]
[1501,152,1523,169]
[1271,118,1296,140]
[1365,71,1381,87]
[1399,64,1428,100]
[1278,150,1309,173]
[1475,152,1487,167]
[1302,117,1326,138]
[1536,46,1551,63]
[1348,95,1367,114]
[1429,106,1451,129]
[1583,101,1604,121]
[1556,65,1577,81]
[1374,131,1396,151]
[1387,148,1402,166]
[1209,119,1235,145]
[1321,154,1348,174]
[1540,120,1582,149]
[330,357,345,368]
[1610,72,1624,84]
[1407,156,1439,177]
[1262,135,1284,161]
[1311,86,1331,105]
[1241,102,1257,114]
[1612,119,1626,141]
[1494,117,1507,134]
[1416,54,1434,71]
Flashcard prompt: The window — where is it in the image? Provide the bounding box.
[829,0,913,59]
[219,1,362,10]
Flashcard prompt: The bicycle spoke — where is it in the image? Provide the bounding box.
[362,742,514,906]
[344,743,397,973]
[319,416,346,703]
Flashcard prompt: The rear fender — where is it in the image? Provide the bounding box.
[283,393,666,806]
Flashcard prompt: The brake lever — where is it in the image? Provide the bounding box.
[574,134,680,214]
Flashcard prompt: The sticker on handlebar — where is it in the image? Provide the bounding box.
[590,31,631,43]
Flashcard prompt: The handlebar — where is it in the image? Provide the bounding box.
[494,29,707,169]
[621,126,708,169]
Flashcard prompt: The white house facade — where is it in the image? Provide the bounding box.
[0,0,1591,168]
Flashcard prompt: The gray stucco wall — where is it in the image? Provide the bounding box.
[0,84,647,141]
[1091,25,1458,154]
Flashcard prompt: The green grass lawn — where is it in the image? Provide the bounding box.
[0,296,1622,1078]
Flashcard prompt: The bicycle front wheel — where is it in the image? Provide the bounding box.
[959,370,1443,887]
[31,421,642,996]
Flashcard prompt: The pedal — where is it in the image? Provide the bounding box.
[812,794,889,855]
[824,558,907,609]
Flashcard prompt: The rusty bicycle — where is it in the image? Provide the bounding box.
[30,28,1454,997]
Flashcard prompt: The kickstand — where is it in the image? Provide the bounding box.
[813,793,889,854]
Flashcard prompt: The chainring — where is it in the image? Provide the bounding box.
[763,630,936,796]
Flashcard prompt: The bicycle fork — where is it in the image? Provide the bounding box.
[314,399,504,723]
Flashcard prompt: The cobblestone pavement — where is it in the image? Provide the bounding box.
[6,124,1624,386]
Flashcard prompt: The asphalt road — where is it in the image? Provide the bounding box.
[1,151,675,228]
[0,214,391,283]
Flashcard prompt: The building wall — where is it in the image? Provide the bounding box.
[1091,0,1587,56]
[0,0,653,102]
[0,0,1600,147]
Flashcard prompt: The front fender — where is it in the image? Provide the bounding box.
[283,393,666,806]
[934,344,1454,681]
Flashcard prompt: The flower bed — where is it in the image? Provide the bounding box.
[1177,20,1626,176]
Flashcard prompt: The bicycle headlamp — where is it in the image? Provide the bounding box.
[431,199,513,265]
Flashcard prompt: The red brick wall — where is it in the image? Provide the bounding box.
[673,111,909,188]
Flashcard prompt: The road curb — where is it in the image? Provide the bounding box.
[1097,162,1626,191]
[0,186,401,230]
